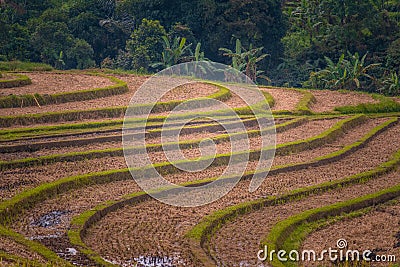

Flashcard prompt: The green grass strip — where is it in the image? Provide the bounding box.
[335,93,400,114]
[0,73,128,108]
[263,164,400,267]
[0,74,32,89]
[0,61,53,72]
[68,120,398,267]
[278,207,374,267]
[0,113,256,142]
[294,89,316,115]
[0,118,304,170]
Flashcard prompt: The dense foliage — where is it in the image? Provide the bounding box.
[1,0,399,94]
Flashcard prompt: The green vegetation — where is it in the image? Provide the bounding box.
[305,52,381,91]
[335,94,400,114]
[0,61,53,71]
[1,0,398,95]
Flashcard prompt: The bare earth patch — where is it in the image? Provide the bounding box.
[262,88,303,111]
[0,72,114,96]
[310,90,379,113]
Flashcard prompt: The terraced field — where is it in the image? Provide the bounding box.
[0,71,399,267]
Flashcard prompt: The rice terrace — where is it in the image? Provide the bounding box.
[1,0,400,266]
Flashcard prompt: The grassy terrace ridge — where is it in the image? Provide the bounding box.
[0,72,129,108]
[66,119,399,267]
[0,116,391,265]
[0,73,32,89]
[0,116,263,152]
[0,117,305,170]
[185,148,400,267]
[0,84,276,128]
[0,88,274,128]
[262,161,400,267]
[271,205,385,267]
[2,111,398,143]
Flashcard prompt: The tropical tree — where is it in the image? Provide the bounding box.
[220,39,269,82]
[152,36,192,69]
[306,52,380,90]
[125,19,166,71]
[381,71,400,96]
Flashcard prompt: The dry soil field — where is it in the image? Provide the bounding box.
[0,71,399,267]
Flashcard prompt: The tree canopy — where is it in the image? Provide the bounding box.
[0,0,399,94]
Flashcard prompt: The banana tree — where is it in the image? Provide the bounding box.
[152,36,192,69]
[382,71,400,96]
[219,39,246,71]
[219,39,269,82]
[308,52,380,90]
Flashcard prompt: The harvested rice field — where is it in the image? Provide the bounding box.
[0,70,399,267]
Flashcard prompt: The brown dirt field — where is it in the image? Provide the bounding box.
[213,170,400,267]
[0,72,114,97]
[0,79,220,117]
[3,116,290,146]
[301,199,400,266]
[12,180,140,238]
[0,121,266,161]
[0,157,127,200]
[82,123,400,267]
[0,236,46,263]
[0,118,359,200]
[310,90,379,113]
[262,88,303,111]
